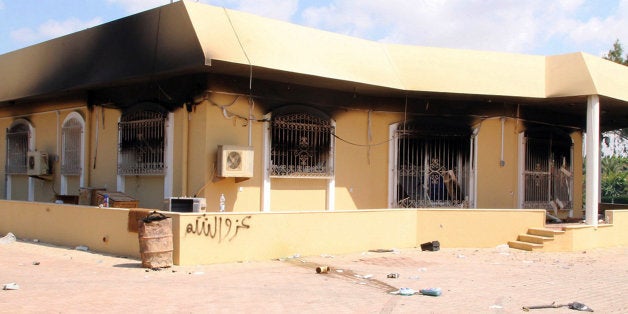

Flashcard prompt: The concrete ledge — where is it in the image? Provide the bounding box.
[1,200,626,265]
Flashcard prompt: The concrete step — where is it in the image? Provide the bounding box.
[527,228,565,237]
[508,240,543,251]
[518,234,554,244]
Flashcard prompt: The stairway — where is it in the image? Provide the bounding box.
[508,227,565,251]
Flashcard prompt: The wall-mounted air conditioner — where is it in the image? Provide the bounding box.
[217,145,254,178]
[169,197,206,213]
[27,151,50,176]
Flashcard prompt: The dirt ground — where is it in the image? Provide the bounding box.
[1,237,627,313]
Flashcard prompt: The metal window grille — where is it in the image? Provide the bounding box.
[270,112,334,178]
[61,118,82,175]
[5,124,29,174]
[523,136,573,210]
[118,111,165,175]
[395,126,470,208]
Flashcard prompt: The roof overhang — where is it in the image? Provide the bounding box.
[0,1,627,129]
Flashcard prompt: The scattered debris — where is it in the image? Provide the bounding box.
[0,232,16,245]
[369,249,394,253]
[489,305,503,309]
[420,241,440,251]
[419,287,442,296]
[387,273,399,278]
[335,269,344,273]
[418,267,427,272]
[522,301,594,312]
[75,245,89,251]
[316,266,330,274]
[33,239,39,243]
[457,254,466,259]
[354,274,373,279]
[2,283,19,290]
[32,261,40,266]
[390,288,418,296]
[320,254,334,258]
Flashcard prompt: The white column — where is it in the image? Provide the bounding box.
[164,112,174,199]
[585,95,600,226]
[261,117,271,212]
[327,178,335,211]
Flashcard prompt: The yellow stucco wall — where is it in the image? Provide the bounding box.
[188,93,265,212]
[416,209,545,247]
[2,200,624,265]
[476,118,519,208]
[0,91,587,213]
[333,110,401,209]
[0,97,88,202]
[0,201,139,258]
[571,131,584,217]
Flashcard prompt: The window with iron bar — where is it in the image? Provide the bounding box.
[118,110,166,175]
[61,117,83,175]
[270,111,334,178]
[395,123,471,208]
[523,129,573,211]
[5,123,30,174]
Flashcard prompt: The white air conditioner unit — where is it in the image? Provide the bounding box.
[217,145,254,178]
[168,197,206,213]
[27,151,49,176]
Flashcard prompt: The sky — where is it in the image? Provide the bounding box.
[1,0,627,57]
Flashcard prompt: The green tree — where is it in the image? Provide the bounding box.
[602,40,628,155]
[604,39,628,65]
[601,157,628,203]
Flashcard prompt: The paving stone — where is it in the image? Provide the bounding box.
[0,241,626,313]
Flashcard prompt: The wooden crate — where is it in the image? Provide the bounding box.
[95,191,139,208]
[79,187,106,206]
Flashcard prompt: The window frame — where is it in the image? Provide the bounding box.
[117,105,167,176]
[268,106,335,179]
[5,119,34,175]
[389,120,474,209]
[61,112,85,176]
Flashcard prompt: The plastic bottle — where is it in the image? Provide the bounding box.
[219,193,225,212]
[103,194,109,207]
[419,287,442,296]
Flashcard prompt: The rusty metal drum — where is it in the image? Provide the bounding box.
[138,212,173,268]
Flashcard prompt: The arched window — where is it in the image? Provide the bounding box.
[270,107,334,178]
[118,106,166,175]
[6,120,31,174]
[61,113,84,175]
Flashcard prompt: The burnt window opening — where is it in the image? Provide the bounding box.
[394,122,472,208]
[270,110,334,178]
[6,122,30,175]
[523,128,573,211]
[118,110,166,175]
[61,117,83,175]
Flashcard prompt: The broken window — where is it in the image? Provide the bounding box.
[5,122,30,174]
[523,128,573,211]
[270,109,334,178]
[61,116,83,175]
[393,122,472,208]
[118,109,166,175]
